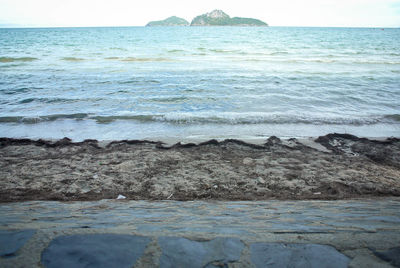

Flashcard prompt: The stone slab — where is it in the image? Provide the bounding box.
[349,254,394,268]
[250,243,350,268]
[41,234,151,268]
[0,229,35,258]
[158,236,244,268]
[373,247,400,268]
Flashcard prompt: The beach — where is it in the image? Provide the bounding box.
[1,133,399,202]
[1,25,400,267]
[2,133,400,266]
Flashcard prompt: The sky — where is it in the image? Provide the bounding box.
[0,0,400,28]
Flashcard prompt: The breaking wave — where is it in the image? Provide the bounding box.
[1,113,399,125]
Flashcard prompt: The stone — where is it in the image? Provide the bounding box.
[250,243,350,268]
[0,229,35,258]
[349,254,393,268]
[243,157,253,165]
[41,234,150,268]
[373,247,400,268]
[257,177,266,184]
[158,237,244,268]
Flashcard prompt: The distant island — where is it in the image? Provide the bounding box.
[146,16,189,27]
[145,10,268,27]
[190,10,268,26]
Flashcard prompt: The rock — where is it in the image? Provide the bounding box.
[349,253,394,268]
[373,247,400,267]
[250,243,350,268]
[190,10,268,26]
[243,157,254,165]
[158,237,244,267]
[41,234,150,268]
[116,194,126,200]
[146,16,189,26]
[0,229,35,258]
[257,177,266,184]
[265,136,282,146]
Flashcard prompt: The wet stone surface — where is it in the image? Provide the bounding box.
[0,199,400,267]
[0,229,35,258]
[1,199,400,234]
[373,247,400,268]
[250,243,350,268]
[41,234,151,268]
[158,237,244,268]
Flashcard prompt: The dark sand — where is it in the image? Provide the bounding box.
[0,133,399,202]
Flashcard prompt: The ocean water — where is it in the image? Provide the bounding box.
[0,26,399,141]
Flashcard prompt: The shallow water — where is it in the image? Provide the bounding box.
[0,27,399,140]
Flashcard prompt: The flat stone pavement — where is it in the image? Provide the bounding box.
[0,199,400,267]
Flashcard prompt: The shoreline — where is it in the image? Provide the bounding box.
[0,133,399,202]
[2,119,399,144]
[0,134,395,148]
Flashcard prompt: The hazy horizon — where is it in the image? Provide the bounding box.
[0,0,400,28]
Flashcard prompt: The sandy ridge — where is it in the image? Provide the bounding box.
[0,133,399,202]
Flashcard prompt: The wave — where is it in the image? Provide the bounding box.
[87,54,400,64]
[61,57,85,61]
[209,49,241,54]
[120,57,171,62]
[0,57,38,63]
[0,113,89,124]
[1,113,399,125]
[104,56,172,62]
[167,49,185,53]
[92,115,154,124]
[1,87,32,95]
[384,114,400,122]
[109,47,128,51]
[352,60,400,65]
[150,113,388,125]
[270,51,289,56]
[147,96,189,103]
[208,49,289,56]
[118,79,160,85]
[231,57,400,64]
[17,97,79,104]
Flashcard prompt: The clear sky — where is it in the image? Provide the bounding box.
[0,0,399,28]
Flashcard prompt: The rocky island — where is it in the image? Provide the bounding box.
[146,16,189,26]
[190,10,268,26]
[146,10,268,27]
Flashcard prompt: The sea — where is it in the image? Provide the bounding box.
[0,26,399,141]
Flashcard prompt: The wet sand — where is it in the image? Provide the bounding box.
[0,133,399,202]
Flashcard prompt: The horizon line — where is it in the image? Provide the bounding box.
[1,25,399,29]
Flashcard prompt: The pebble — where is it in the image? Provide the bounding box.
[242,157,253,165]
[257,177,266,184]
